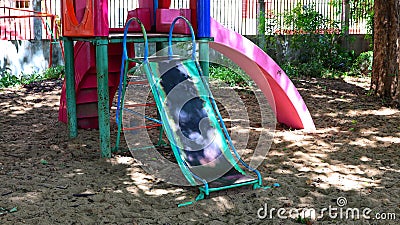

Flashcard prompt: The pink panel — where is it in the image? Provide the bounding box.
[73,0,86,23]
[210,18,315,130]
[94,0,109,36]
[156,9,191,34]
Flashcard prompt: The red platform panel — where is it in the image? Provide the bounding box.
[126,8,152,32]
[62,0,109,37]
[59,42,135,129]
[159,0,172,8]
[156,9,191,34]
[189,0,197,34]
[139,0,155,27]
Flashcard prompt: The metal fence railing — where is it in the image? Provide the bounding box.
[265,0,372,35]
[211,0,258,35]
[108,0,139,29]
[0,0,61,40]
[168,0,371,35]
[0,0,372,40]
[348,0,373,34]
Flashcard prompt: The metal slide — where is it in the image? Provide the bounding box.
[117,17,265,206]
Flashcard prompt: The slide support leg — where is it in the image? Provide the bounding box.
[199,40,209,80]
[95,39,111,158]
[156,41,168,55]
[64,38,78,138]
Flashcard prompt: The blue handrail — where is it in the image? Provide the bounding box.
[116,17,149,126]
[168,16,197,61]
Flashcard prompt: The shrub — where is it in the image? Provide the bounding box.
[348,51,373,76]
[209,63,250,87]
[280,3,354,77]
[0,65,64,88]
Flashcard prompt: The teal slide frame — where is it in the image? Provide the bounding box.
[117,16,269,207]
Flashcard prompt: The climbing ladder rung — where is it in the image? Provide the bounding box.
[122,124,162,131]
[128,80,148,85]
[123,107,162,124]
[124,102,156,108]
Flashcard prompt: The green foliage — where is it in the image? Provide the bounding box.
[42,65,65,79]
[282,61,325,78]
[263,18,282,59]
[209,63,250,87]
[281,3,354,78]
[284,3,335,33]
[0,65,64,88]
[0,72,21,88]
[330,0,374,46]
[329,0,374,21]
[364,10,374,47]
[348,51,373,76]
[258,10,266,38]
[296,215,312,224]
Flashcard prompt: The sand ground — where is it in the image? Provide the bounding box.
[0,77,399,224]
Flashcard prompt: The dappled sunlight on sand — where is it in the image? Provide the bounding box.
[9,192,41,204]
[211,196,235,210]
[284,146,383,191]
[1,76,400,224]
[348,107,399,116]
[271,115,396,191]
[125,165,185,197]
[349,138,377,148]
[104,156,187,197]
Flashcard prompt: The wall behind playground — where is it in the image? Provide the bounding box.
[0,0,63,77]
[0,0,371,76]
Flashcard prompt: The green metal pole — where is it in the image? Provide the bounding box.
[155,41,168,146]
[64,37,78,138]
[258,0,266,51]
[95,39,111,158]
[199,40,209,79]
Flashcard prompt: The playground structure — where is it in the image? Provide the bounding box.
[118,17,268,205]
[58,0,315,203]
[58,0,213,152]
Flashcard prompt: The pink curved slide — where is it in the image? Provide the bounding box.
[210,18,316,130]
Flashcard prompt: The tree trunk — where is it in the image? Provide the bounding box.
[372,0,400,106]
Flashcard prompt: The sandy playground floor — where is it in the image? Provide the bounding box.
[0,76,399,224]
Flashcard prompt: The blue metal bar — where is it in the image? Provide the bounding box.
[123,107,162,124]
[116,17,149,125]
[153,0,158,28]
[196,0,210,38]
[168,16,196,60]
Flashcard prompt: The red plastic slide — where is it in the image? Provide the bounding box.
[58,42,132,129]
